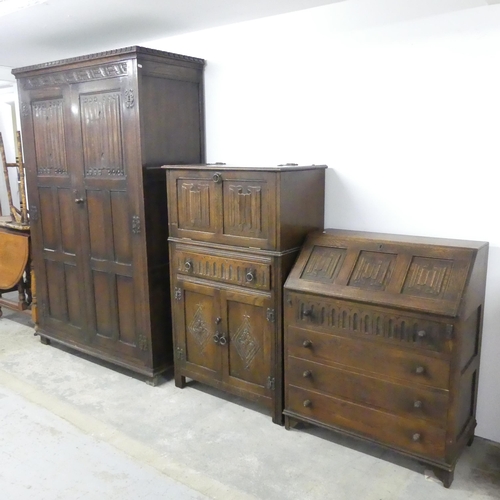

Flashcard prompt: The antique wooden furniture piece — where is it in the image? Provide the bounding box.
[165,164,326,423]
[0,131,32,319]
[283,229,488,487]
[0,226,31,317]
[13,46,205,381]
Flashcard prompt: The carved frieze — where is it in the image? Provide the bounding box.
[22,63,128,89]
[296,296,445,352]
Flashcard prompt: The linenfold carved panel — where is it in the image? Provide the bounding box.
[32,99,68,176]
[348,251,396,291]
[178,182,211,229]
[81,92,124,177]
[225,183,262,236]
[301,246,346,284]
[402,257,453,298]
[23,63,128,89]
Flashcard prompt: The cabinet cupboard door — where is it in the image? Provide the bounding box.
[222,290,274,398]
[24,88,88,341]
[168,170,276,249]
[175,281,221,380]
[173,170,218,235]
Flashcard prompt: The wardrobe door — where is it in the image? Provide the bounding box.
[22,85,88,342]
[70,74,148,363]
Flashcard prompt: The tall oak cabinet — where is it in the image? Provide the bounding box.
[165,164,326,422]
[13,46,205,380]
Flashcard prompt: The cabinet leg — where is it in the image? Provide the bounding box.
[467,434,475,447]
[0,306,2,318]
[433,467,454,488]
[39,335,51,345]
[175,372,186,388]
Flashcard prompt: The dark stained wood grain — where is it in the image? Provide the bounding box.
[14,46,205,378]
[284,229,488,487]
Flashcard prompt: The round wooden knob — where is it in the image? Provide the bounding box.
[303,399,312,408]
[302,370,312,378]
[302,340,312,348]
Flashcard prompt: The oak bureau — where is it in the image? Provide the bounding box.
[283,229,488,487]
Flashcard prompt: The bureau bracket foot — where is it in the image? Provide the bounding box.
[432,467,454,488]
[467,434,475,447]
[285,416,303,430]
[39,335,51,345]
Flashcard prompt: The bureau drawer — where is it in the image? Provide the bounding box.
[287,356,449,424]
[174,249,271,291]
[286,385,446,459]
[287,293,452,354]
[287,326,450,389]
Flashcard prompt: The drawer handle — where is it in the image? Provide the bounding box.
[219,335,227,346]
[412,433,421,442]
[215,317,222,324]
[302,340,312,348]
[415,366,426,375]
[414,400,423,408]
[213,334,220,344]
[302,309,313,318]
[417,330,427,338]
[302,370,312,378]
[303,399,312,408]
[245,270,256,283]
[213,172,222,183]
[75,197,85,204]
[184,260,192,272]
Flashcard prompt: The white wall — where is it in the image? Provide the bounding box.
[146,0,500,442]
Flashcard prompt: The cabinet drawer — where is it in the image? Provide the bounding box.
[287,356,448,424]
[288,293,452,354]
[174,249,271,291]
[286,385,446,459]
[287,326,450,389]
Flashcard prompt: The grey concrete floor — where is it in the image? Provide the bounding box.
[0,304,499,499]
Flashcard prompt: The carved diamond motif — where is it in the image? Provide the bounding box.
[233,315,260,369]
[188,304,210,350]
